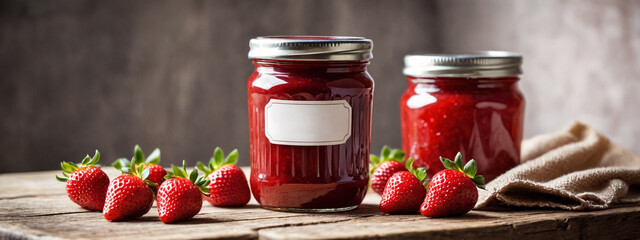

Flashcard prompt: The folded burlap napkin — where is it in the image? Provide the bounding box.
[475,122,640,210]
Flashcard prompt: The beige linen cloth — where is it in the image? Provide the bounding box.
[475,122,640,210]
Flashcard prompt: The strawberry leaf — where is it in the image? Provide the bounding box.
[146,148,160,164]
[405,157,428,184]
[225,149,238,165]
[55,175,68,182]
[181,160,188,178]
[213,147,224,168]
[454,152,463,171]
[120,167,131,174]
[133,145,145,165]
[472,175,485,189]
[414,167,427,182]
[60,162,72,173]
[440,157,456,170]
[199,183,210,195]
[195,177,206,186]
[189,169,198,182]
[463,159,477,177]
[81,155,90,166]
[141,166,150,180]
[380,146,391,159]
[208,161,215,172]
[69,162,79,169]
[390,150,405,161]
[88,150,100,166]
[112,158,129,170]
[405,157,415,172]
[144,180,157,187]
[172,165,183,178]
[196,162,210,175]
[164,173,173,180]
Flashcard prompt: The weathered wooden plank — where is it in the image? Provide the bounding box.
[0,196,378,240]
[1,169,640,240]
[257,206,640,240]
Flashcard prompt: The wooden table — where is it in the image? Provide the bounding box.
[1,168,639,240]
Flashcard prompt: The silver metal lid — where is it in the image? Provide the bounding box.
[248,36,373,61]
[403,51,522,78]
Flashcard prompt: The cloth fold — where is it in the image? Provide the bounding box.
[475,122,640,210]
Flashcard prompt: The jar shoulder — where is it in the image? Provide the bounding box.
[400,82,524,110]
[248,70,374,94]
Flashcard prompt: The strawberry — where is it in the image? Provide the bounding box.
[103,151,156,221]
[56,150,109,211]
[113,145,167,188]
[196,147,250,207]
[370,146,408,195]
[420,152,485,218]
[379,157,428,214]
[157,161,210,223]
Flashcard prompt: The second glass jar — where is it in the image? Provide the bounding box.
[401,52,525,182]
[247,36,374,212]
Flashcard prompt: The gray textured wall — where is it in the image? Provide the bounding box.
[1,0,638,173]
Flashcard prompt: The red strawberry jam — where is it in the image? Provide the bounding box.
[247,36,374,212]
[401,52,525,182]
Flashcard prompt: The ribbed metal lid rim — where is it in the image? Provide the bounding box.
[403,51,522,78]
[248,36,373,61]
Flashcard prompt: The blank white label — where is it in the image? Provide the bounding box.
[265,99,352,146]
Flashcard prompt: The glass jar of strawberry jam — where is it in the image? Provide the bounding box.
[247,36,374,212]
[401,52,525,182]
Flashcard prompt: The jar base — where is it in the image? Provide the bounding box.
[260,205,358,213]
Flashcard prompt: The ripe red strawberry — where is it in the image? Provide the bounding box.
[103,153,156,221]
[379,158,427,214]
[196,147,250,207]
[157,161,210,223]
[370,146,408,195]
[420,152,485,218]
[56,150,109,211]
[113,145,167,190]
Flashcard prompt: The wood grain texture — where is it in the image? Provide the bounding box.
[1,168,640,240]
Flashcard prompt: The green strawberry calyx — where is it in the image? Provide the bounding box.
[439,152,485,189]
[196,147,238,176]
[165,160,211,195]
[112,145,161,172]
[369,146,406,174]
[112,145,158,187]
[405,157,429,190]
[56,150,102,182]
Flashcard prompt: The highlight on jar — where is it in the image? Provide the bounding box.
[246,36,374,212]
[400,52,525,182]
